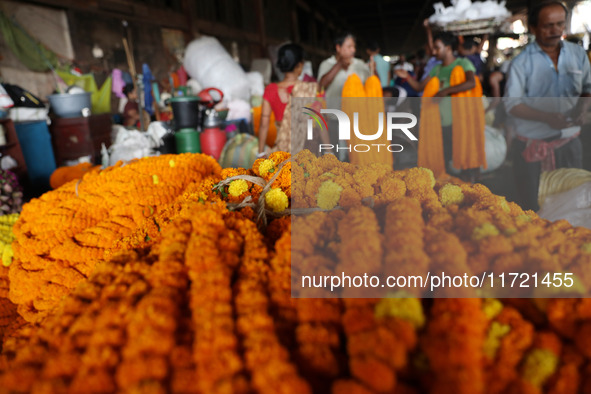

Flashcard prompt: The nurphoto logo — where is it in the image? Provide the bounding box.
[304,108,419,153]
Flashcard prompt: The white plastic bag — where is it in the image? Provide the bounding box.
[106,125,162,166]
[429,0,510,24]
[227,99,252,122]
[538,182,591,229]
[246,71,265,97]
[184,36,251,102]
[482,125,506,173]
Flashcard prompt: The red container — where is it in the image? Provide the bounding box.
[200,127,226,160]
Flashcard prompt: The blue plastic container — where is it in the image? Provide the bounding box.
[14,121,57,190]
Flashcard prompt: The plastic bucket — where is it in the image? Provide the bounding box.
[48,92,92,118]
[14,121,57,191]
[175,128,201,153]
[170,96,201,130]
[200,127,226,160]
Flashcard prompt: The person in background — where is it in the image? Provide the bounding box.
[366,41,391,87]
[393,57,420,98]
[122,83,140,128]
[318,32,372,111]
[258,43,328,156]
[395,31,481,181]
[393,54,414,73]
[318,33,372,160]
[420,19,442,84]
[487,51,514,149]
[487,50,513,113]
[458,35,488,82]
[505,0,591,211]
[414,48,428,80]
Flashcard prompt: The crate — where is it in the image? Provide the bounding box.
[431,17,511,35]
[49,114,112,166]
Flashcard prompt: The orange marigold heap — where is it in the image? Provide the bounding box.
[9,153,221,322]
[4,150,591,393]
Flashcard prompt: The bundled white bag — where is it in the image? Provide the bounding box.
[429,0,510,24]
[538,182,591,229]
[105,125,163,166]
[246,71,265,98]
[184,36,251,102]
[482,125,506,173]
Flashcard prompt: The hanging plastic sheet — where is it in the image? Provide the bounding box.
[56,71,112,114]
[142,64,154,116]
[112,69,126,98]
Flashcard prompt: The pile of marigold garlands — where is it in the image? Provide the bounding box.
[1,151,591,393]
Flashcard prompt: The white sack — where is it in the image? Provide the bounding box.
[184,36,251,102]
[538,182,591,229]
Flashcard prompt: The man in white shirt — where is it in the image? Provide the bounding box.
[393,54,414,73]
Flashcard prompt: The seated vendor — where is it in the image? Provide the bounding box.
[122,83,140,128]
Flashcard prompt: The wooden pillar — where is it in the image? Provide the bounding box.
[254,0,267,57]
[181,0,197,42]
[290,1,299,42]
[486,35,498,71]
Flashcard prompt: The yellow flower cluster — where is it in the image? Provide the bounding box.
[229,179,249,197]
[0,214,18,268]
[265,188,289,212]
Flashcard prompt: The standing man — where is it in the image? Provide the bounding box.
[458,35,488,83]
[395,32,482,181]
[505,0,591,211]
[366,41,391,87]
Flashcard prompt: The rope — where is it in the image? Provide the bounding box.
[216,158,348,229]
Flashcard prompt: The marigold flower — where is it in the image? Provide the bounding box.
[316,180,343,210]
[581,243,591,253]
[439,184,464,206]
[228,179,249,197]
[375,298,425,329]
[483,298,504,320]
[265,188,289,213]
[521,349,559,387]
[484,321,511,359]
[473,222,500,241]
[258,159,276,176]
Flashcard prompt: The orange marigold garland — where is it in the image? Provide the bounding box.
[9,153,221,322]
